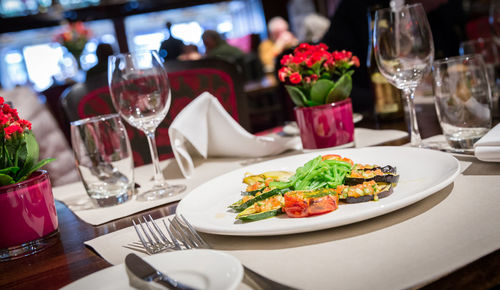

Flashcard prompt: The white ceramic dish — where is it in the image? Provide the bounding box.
[61,249,243,290]
[176,146,460,236]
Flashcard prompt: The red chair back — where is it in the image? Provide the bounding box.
[62,58,249,167]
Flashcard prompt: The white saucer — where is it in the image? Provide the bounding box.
[62,249,243,290]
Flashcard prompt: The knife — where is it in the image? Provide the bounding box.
[125,253,197,290]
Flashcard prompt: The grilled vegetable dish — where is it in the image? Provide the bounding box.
[229,154,399,222]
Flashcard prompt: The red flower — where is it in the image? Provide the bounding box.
[350,56,360,67]
[280,54,291,66]
[4,125,22,139]
[295,43,312,53]
[278,67,289,82]
[289,72,302,84]
[19,119,32,130]
[291,54,306,64]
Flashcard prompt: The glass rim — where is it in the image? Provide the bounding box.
[375,2,423,14]
[432,54,485,66]
[109,50,160,59]
[70,113,120,127]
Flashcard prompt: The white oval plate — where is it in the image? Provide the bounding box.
[176,147,460,236]
[62,249,243,290]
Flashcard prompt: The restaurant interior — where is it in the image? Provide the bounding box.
[0,0,500,289]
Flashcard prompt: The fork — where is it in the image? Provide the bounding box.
[132,215,298,290]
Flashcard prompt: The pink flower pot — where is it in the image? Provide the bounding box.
[0,170,59,261]
[294,99,355,150]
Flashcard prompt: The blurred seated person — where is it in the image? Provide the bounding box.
[320,0,463,113]
[202,30,244,61]
[159,21,184,62]
[258,16,298,73]
[86,43,114,82]
[178,44,202,61]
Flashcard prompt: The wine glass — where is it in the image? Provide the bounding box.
[373,3,434,146]
[108,50,186,201]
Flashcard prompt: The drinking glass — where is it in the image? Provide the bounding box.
[71,114,134,207]
[373,3,434,146]
[432,54,492,150]
[108,51,186,201]
[460,38,500,117]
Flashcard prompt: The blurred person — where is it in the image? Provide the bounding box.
[178,44,202,61]
[258,16,298,72]
[86,43,114,82]
[320,0,464,113]
[159,21,184,62]
[202,30,244,60]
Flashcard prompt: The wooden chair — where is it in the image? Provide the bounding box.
[61,58,250,166]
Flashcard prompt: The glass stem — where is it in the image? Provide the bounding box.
[403,87,422,147]
[145,131,165,187]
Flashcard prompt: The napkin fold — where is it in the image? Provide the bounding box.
[474,123,500,162]
[168,92,301,177]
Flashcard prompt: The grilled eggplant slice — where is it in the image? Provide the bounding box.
[345,165,399,186]
[337,181,393,203]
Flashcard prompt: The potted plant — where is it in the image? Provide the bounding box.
[55,21,91,69]
[0,97,57,261]
[278,43,360,149]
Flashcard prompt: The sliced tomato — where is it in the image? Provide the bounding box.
[322,154,354,166]
[308,195,339,216]
[283,190,339,218]
[283,193,308,218]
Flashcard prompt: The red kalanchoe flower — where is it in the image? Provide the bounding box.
[280,54,291,66]
[278,43,359,107]
[350,56,360,67]
[278,67,289,82]
[289,72,302,84]
[4,124,23,139]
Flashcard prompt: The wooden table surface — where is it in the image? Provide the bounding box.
[1,103,499,290]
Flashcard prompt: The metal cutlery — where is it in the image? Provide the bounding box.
[125,252,197,290]
[132,215,299,290]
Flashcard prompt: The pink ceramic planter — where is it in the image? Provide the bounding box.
[0,170,59,261]
[294,99,355,150]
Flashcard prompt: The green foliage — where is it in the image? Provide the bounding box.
[0,131,54,186]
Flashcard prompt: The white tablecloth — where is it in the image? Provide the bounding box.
[82,155,500,289]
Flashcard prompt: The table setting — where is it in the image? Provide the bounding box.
[2,2,500,289]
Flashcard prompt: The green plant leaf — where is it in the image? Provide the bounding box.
[325,74,353,104]
[285,85,307,107]
[0,166,19,176]
[0,173,15,186]
[23,132,39,167]
[310,79,334,105]
[16,158,55,183]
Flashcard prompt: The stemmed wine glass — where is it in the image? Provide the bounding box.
[108,50,186,201]
[373,3,434,146]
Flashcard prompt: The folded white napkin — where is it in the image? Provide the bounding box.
[168,92,301,178]
[474,123,500,162]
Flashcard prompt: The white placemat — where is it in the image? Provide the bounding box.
[84,159,500,289]
[54,128,408,226]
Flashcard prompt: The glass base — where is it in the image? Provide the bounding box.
[89,189,133,207]
[137,184,187,201]
[0,230,59,261]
